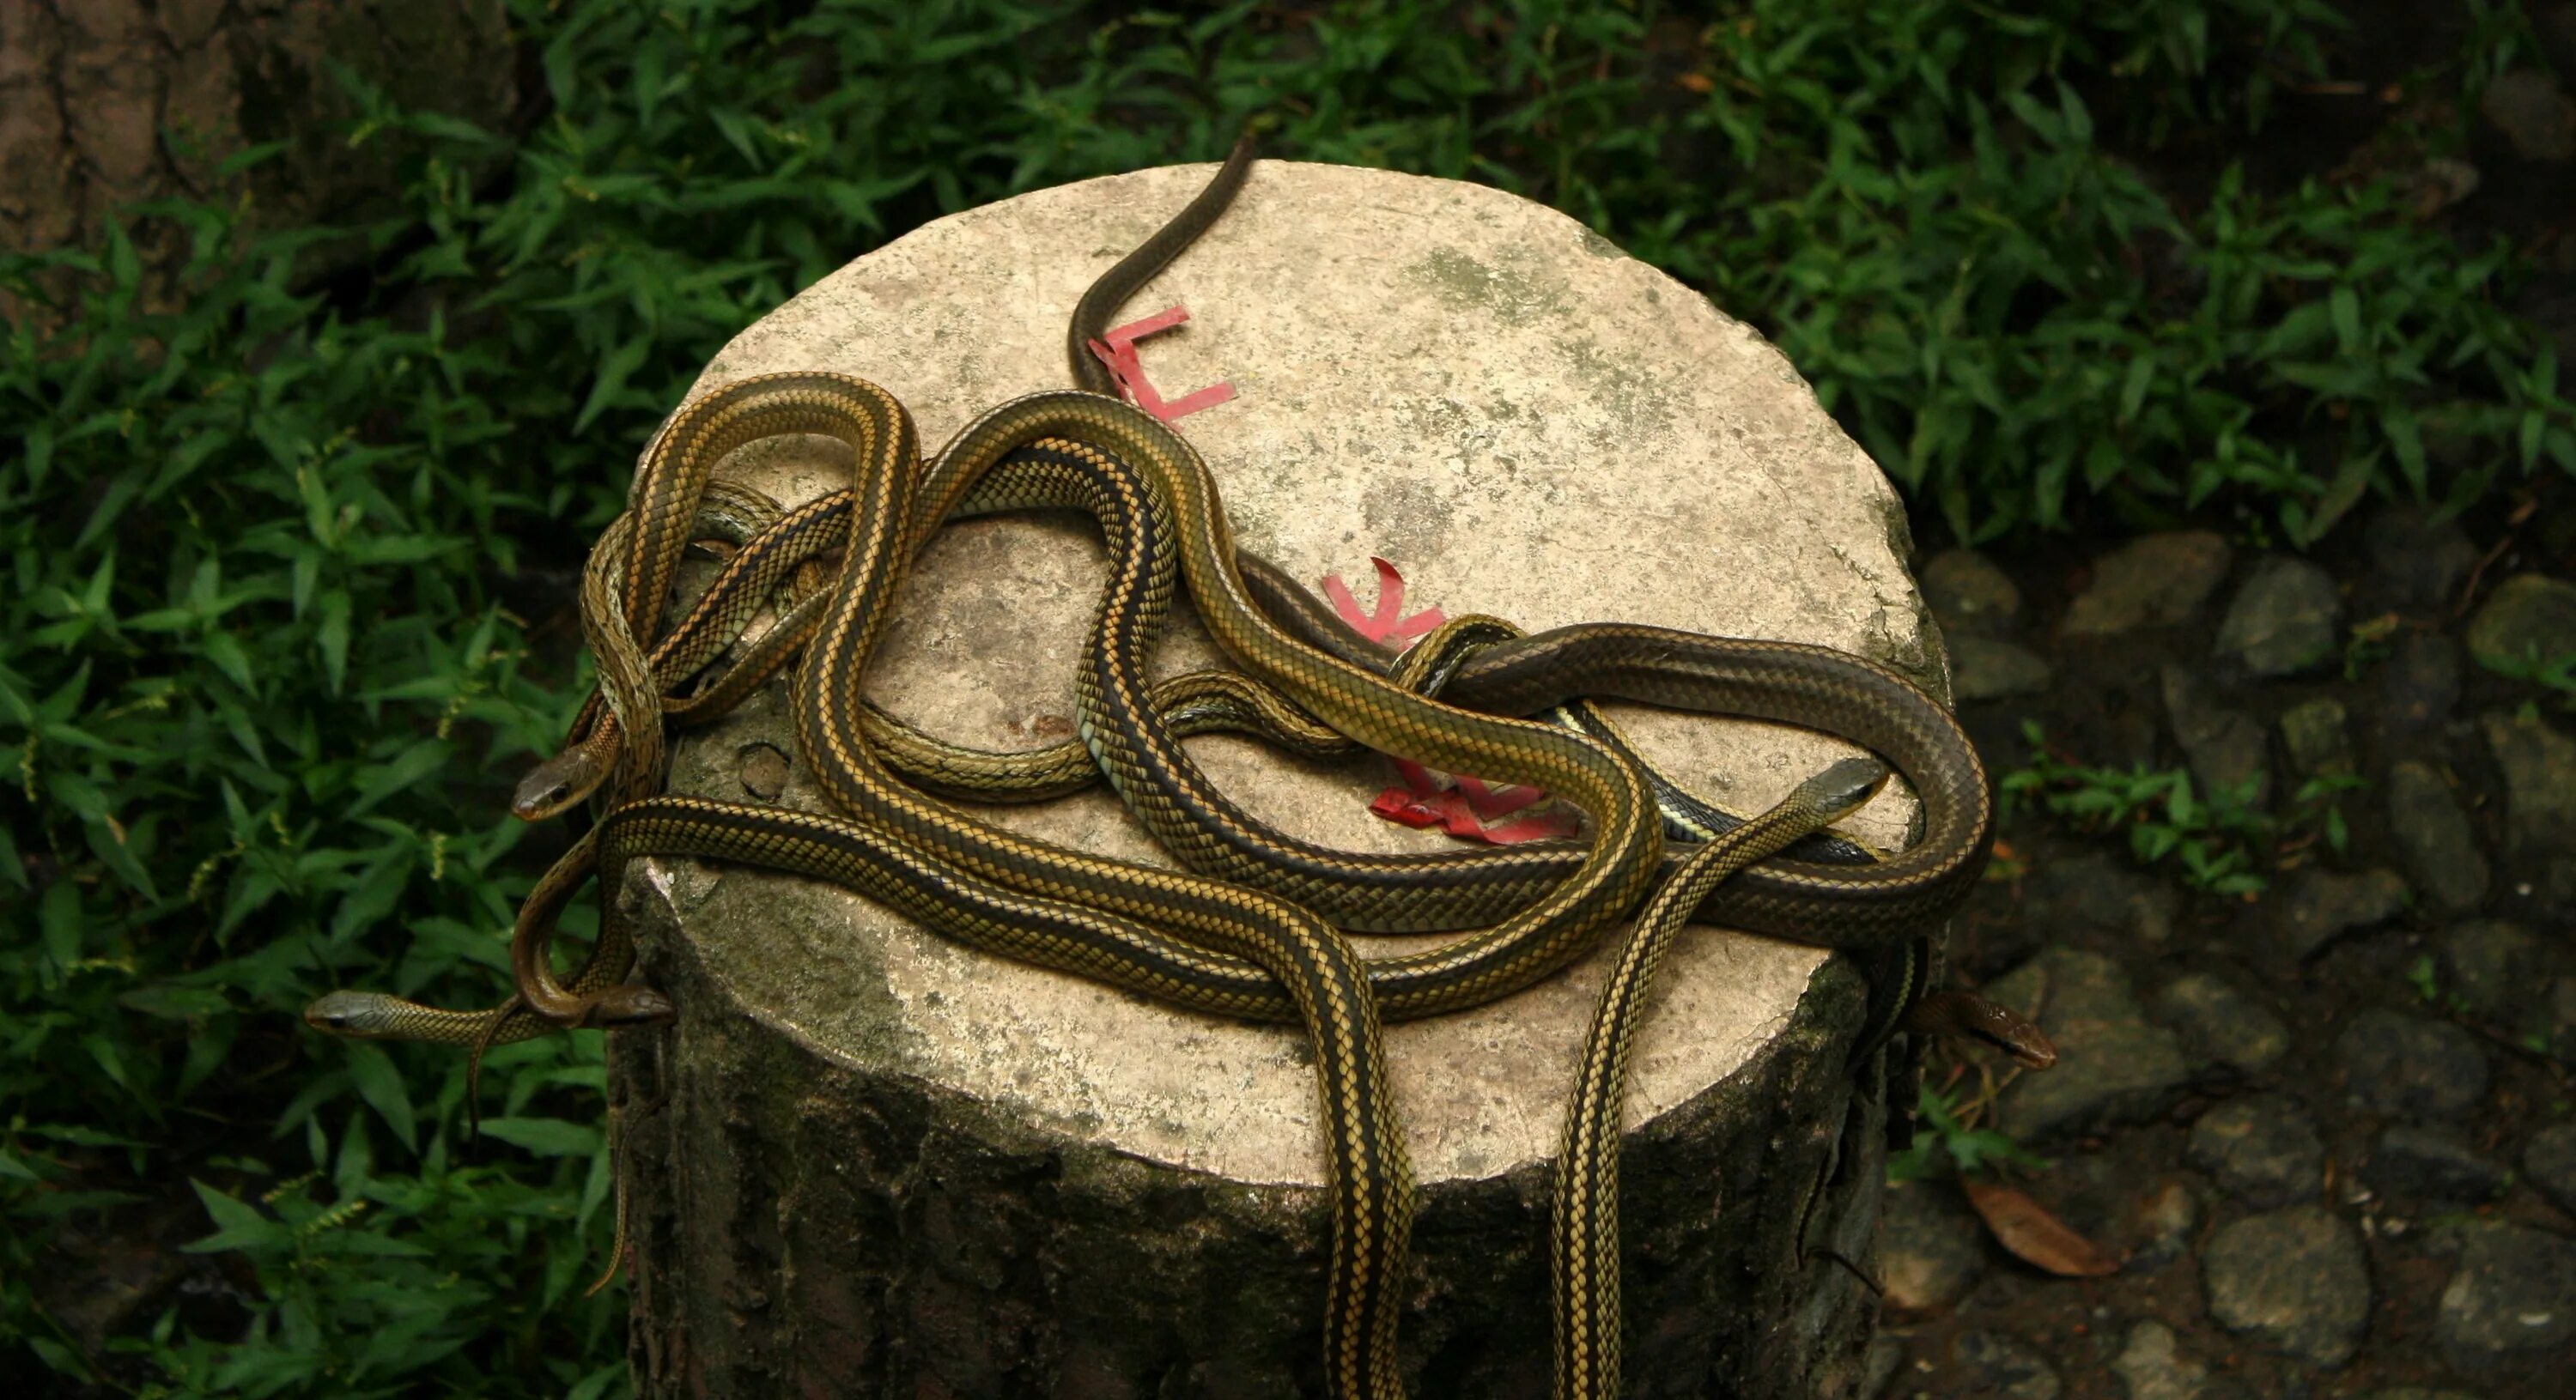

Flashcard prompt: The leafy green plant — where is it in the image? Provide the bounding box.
[1889,1081,2052,1184]
[2001,723,2275,894]
[2482,645,2576,714]
[2000,723,2368,892]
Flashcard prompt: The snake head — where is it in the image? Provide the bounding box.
[574,985,677,1028]
[1797,757,1893,822]
[513,748,605,822]
[303,991,400,1039]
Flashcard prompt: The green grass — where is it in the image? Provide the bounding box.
[3,0,2569,1392]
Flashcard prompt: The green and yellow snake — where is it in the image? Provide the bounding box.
[302,136,2046,1398]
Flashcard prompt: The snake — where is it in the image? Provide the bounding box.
[301,136,2044,1391]
[1552,755,1890,1400]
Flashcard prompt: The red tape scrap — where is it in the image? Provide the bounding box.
[1086,306,1236,421]
[1324,558,1580,845]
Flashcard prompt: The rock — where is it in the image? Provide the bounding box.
[2526,1123,2576,1216]
[2062,532,2233,637]
[1922,549,2020,635]
[2386,761,2490,914]
[2279,698,2355,778]
[2214,557,2342,677]
[2022,852,2180,948]
[2482,67,2576,161]
[2406,155,2485,216]
[2187,1094,2324,1208]
[2465,574,2576,673]
[1860,1333,1906,1399]
[1990,949,2190,1141]
[1951,1330,2062,1400]
[2202,1203,2372,1367]
[2545,858,2576,919]
[2556,978,2576,1065]
[1879,1181,1989,1314]
[2362,506,2479,614]
[736,742,790,802]
[1950,634,2054,701]
[2336,1009,2493,1119]
[2365,1125,2507,1205]
[2273,868,2410,962]
[2110,1320,2206,1400]
[2127,1178,2202,1271]
[2439,921,2538,1021]
[2160,664,2271,808]
[2153,972,2290,1075]
[2438,1221,2576,1375]
[2380,633,2464,730]
[2358,1390,2489,1400]
[2481,710,2576,857]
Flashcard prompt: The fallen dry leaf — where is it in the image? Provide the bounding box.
[1961,1177,2124,1278]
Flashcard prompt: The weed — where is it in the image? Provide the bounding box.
[2001,722,2367,893]
[1889,1081,2052,1185]
[2481,645,2576,714]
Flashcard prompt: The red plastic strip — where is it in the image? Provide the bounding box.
[1084,306,1235,423]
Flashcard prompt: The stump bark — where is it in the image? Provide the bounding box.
[0,0,517,320]
[605,159,1951,1398]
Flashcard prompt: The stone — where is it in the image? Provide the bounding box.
[2556,977,2576,1065]
[2161,664,2271,808]
[2214,556,2342,677]
[2465,574,2576,674]
[2526,1123,2576,1216]
[2061,532,2233,637]
[2439,921,2538,1021]
[2203,1203,2371,1367]
[2386,761,2490,914]
[2127,1177,2202,1271]
[1950,634,2053,701]
[2273,868,2410,962]
[1990,949,2190,1141]
[2336,1009,2493,1120]
[2380,632,2464,731]
[2362,505,2479,614]
[1951,1331,2062,1400]
[2408,155,2485,216]
[734,742,790,802]
[2110,1320,2207,1400]
[2022,852,2180,948]
[2365,1125,2507,1205]
[2438,1221,2576,1375]
[2482,67,2576,161]
[2358,1391,2488,1400]
[617,158,1936,1394]
[2279,698,2354,778]
[1879,1181,1989,1313]
[2153,972,2290,1075]
[2187,1094,2324,1208]
[1921,548,2020,634]
[1860,1334,1906,1399]
[2481,709,2576,857]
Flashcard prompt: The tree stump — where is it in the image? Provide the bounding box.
[0,0,519,322]
[605,159,1951,1398]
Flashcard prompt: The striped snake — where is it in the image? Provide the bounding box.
[302,136,2043,1397]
